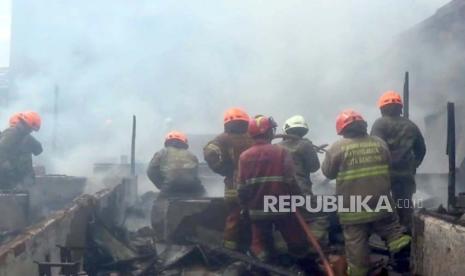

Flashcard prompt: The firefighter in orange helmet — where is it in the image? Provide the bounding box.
[371,91,426,231]
[148,131,205,241]
[147,131,204,196]
[203,108,253,251]
[322,110,411,275]
[0,111,42,190]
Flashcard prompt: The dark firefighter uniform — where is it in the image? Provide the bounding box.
[238,140,309,261]
[279,137,320,194]
[147,146,203,197]
[371,115,426,230]
[322,110,411,276]
[0,127,39,190]
[147,133,204,241]
[15,135,43,187]
[204,131,253,250]
[279,136,329,248]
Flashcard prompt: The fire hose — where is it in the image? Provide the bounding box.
[295,210,335,276]
[273,134,328,153]
[269,133,333,274]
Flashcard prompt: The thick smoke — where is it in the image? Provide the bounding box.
[3,0,450,179]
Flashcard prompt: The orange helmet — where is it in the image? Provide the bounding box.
[11,111,41,131]
[223,108,250,124]
[378,91,403,108]
[336,109,365,135]
[9,113,22,127]
[165,131,188,145]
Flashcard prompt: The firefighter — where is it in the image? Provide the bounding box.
[322,110,411,276]
[148,131,204,241]
[147,131,204,197]
[0,111,41,190]
[203,107,253,251]
[280,115,320,193]
[237,115,309,263]
[279,115,329,249]
[371,91,426,231]
[8,112,43,189]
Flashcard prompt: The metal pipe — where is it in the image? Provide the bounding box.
[403,71,409,119]
[447,102,456,211]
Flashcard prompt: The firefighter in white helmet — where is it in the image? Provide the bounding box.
[280,115,320,194]
[278,115,329,249]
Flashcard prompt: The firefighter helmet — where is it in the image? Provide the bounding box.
[14,111,42,131]
[378,91,403,108]
[336,110,365,135]
[248,116,277,137]
[283,115,309,133]
[165,131,188,145]
[223,108,250,124]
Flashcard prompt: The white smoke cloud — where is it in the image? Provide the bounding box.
[3,0,450,176]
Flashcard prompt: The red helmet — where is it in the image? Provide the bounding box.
[336,110,365,135]
[378,91,403,108]
[248,116,277,137]
[9,113,22,127]
[165,131,188,145]
[224,108,250,124]
[12,111,41,131]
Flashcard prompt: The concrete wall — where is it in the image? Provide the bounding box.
[413,211,465,276]
[29,175,87,222]
[0,177,136,276]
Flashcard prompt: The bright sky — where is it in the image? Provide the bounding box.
[0,0,10,67]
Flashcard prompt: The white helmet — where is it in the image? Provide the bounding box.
[283,115,309,133]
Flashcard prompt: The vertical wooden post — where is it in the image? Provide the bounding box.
[447,102,456,211]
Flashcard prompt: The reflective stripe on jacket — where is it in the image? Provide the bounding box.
[238,140,301,220]
[322,135,393,224]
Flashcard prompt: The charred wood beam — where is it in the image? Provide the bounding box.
[447,102,456,211]
[34,261,81,276]
[403,71,409,119]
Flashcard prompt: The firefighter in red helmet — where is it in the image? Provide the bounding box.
[237,115,310,262]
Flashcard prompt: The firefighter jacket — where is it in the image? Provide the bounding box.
[279,137,320,195]
[322,135,393,225]
[203,133,253,199]
[0,126,34,189]
[371,115,426,177]
[15,135,43,182]
[237,140,301,221]
[147,146,203,195]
